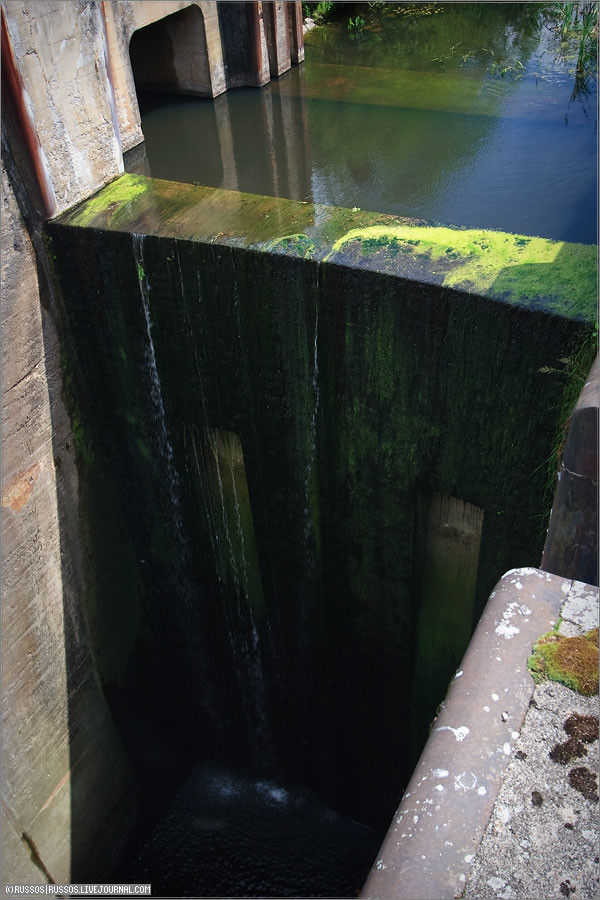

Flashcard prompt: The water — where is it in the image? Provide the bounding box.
[126,3,597,243]
[133,234,185,539]
[121,766,382,898]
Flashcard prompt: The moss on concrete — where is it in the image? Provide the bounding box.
[58,176,597,325]
[263,233,316,259]
[66,174,150,228]
[326,224,597,321]
[528,627,599,695]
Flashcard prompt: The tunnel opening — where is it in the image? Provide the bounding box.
[128,5,212,99]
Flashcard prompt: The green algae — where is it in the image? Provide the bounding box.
[263,233,316,259]
[56,176,597,324]
[326,224,597,321]
[65,174,150,228]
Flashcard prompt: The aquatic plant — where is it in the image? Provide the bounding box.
[347,14,365,37]
[545,1,598,99]
[304,1,334,25]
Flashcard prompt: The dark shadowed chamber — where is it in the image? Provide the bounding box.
[46,213,594,897]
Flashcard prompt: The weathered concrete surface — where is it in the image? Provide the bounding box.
[264,1,293,76]
[464,584,599,900]
[1,1,305,204]
[361,568,568,900]
[361,571,599,900]
[1,159,137,885]
[463,682,598,900]
[1,0,122,213]
[104,0,227,151]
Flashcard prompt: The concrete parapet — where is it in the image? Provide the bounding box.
[361,569,598,900]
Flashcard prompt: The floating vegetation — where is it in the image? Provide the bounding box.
[391,4,444,16]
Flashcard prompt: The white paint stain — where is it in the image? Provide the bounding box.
[464,854,474,863]
[436,725,470,741]
[455,670,463,678]
[492,693,499,701]
[435,784,445,792]
[477,786,487,796]
[454,771,478,791]
[432,768,449,778]
[496,622,520,639]
[483,705,490,712]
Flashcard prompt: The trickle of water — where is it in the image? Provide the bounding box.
[132,233,185,541]
[303,291,320,551]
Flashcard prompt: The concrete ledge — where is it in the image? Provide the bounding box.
[361,567,570,900]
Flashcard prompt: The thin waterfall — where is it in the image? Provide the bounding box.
[304,286,320,546]
[132,232,185,543]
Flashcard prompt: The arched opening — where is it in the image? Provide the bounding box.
[129,5,212,98]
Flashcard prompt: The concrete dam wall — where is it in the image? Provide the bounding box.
[1,1,304,885]
[42,173,596,890]
[1,0,597,892]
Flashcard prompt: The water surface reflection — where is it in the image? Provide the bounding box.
[126,3,596,243]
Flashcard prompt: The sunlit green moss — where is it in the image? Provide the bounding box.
[263,233,317,259]
[326,224,597,321]
[66,174,150,228]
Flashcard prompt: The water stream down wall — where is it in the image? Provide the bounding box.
[45,175,596,866]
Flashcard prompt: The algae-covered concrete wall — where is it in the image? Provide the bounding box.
[46,175,597,827]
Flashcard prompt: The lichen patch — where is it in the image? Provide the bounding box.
[568,766,599,802]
